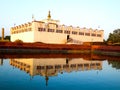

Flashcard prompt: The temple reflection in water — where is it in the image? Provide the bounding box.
[10,58,102,86]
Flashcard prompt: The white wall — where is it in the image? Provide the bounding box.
[11,31,34,42]
[70,35,103,42]
[34,31,67,44]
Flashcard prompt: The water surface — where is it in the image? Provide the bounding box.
[0,54,120,90]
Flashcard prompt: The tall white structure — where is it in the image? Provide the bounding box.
[10,11,104,44]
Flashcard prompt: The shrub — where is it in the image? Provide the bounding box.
[14,39,23,45]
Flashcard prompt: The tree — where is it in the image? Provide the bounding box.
[14,39,23,45]
[4,36,10,41]
[108,61,120,69]
[107,29,120,44]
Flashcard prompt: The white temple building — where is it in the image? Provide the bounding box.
[10,11,104,44]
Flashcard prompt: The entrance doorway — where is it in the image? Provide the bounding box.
[67,35,70,40]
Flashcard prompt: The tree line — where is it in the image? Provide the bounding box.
[0,36,10,41]
[107,29,120,45]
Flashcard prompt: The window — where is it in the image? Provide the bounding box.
[16,31,18,34]
[91,33,96,36]
[64,30,70,34]
[79,32,84,35]
[22,29,24,32]
[38,28,46,32]
[48,29,54,32]
[28,28,32,31]
[97,34,101,37]
[72,31,77,35]
[13,31,16,34]
[19,30,22,33]
[56,30,63,33]
[11,32,13,34]
[25,29,27,32]
[85,33,90,36]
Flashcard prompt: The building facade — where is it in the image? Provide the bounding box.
[10,11,104,44]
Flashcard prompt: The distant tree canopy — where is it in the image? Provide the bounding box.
[0,36,10,41]
[107,29,120,44]
[108,61,120,69]
[4,36,10,41]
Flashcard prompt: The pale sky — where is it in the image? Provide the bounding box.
[0,0,120,39]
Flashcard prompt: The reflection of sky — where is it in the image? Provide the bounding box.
[0,59,120,90]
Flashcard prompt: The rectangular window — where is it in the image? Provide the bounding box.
[16,31,18,34]
[38,28,46,32]
[14,31,16,34]
[64,30,70,34]
[91,33,96,36]
[72,31,77,35]
[85,33,90,36]
[79,32,84,35]
[19,30,22,33]
[25,29,27,32]
[56,30,63,33]
[29,28,32,31]
[48,29,54,32]
[97,34,101,37]
[38,28,40,31]
[22,29,24,32]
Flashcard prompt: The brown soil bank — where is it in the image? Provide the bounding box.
[0,42,120,54]
[0,42,91,50]
[92,45,120,52]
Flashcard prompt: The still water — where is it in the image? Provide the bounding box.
[0,54,120,90]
